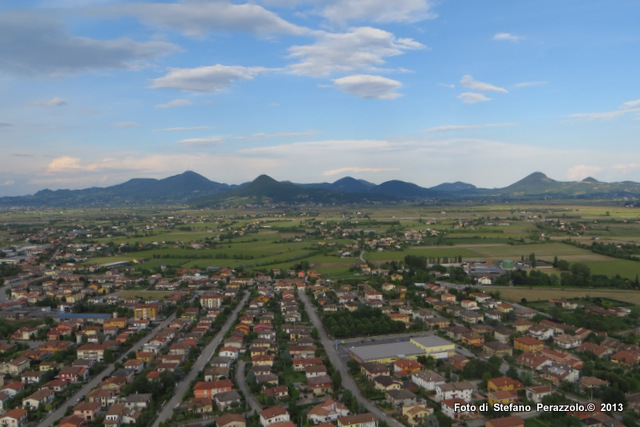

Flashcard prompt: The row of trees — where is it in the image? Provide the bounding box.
[323,307,405,338]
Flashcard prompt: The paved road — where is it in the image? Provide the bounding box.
[152,293,249,427]
[236,360,262,413]
[298,290,404,427]
[39,313,177,427]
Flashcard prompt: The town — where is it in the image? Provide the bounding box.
[0,206,639,427]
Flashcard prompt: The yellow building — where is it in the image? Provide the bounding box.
[134,304,161,320]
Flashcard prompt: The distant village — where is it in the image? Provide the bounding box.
[0,215,637,427]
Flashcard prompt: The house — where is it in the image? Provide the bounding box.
[22,388,54,410]
[386,389,418,408]
[516,352,552,371]
[526,385,554,403]
[513,336,544,353]
[0,408,28,427]
[1,382,26,397]
[217,413,246,427]
[484,342,512,357]
[552,333,582,349]
[185,397,214,414]
[441,398,472,420]
[411,370,446,391]
[1,357,30,376]
[215,390,242,410]
[307,399,350,424]
[59,366,90,383]
[392,359,423,375]
[485,416,525,427]
[337,413,378,427]
[436,381,474,402]
[308,375,332,395]
[401,404,433,426]
[373,375,402,391]
[58,415,87,427]
[124,393,152,410]
[264,385,289,400]
[488,390,519,407]
[73,401,101,422]
[193,379,234,398]
[360,362,388,380]
[260,406,290,427]
[487,377,524,393]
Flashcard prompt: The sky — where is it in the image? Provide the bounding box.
[1,0,639,197]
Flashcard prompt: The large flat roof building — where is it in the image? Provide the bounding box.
[348,335,455,364]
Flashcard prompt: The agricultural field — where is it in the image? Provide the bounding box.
[482,286,640,306]
[4,202,640,283]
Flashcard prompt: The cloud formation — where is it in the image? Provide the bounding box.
[178,137,224,146]
[460,75,507,93]
[155,99,193,108]
[288,27,424,77]
[457,93,491,104]
[492,32,522,42]
[566,164,604,181]
[151,65,270,92]
[322,0,436,24]
[101,0,306,37]
[333,74,402,99]
[32,97,69,107]
[323,166,399,176]
[112,122,140,128]
[0,12,177,77]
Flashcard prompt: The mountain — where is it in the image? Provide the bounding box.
[3,171,640,208]
[429,181,477,193]
[303,176,376,193]
[369,180,433,199]
[0,171,230,207]
[191,174,372,207]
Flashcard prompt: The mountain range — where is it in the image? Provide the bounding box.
[2,171,640,208]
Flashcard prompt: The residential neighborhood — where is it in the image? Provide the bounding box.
[0,211,637,427]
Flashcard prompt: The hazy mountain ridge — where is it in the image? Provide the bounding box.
[2,171,640,208]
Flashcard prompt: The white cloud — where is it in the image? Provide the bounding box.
[569,98,640,121]
[112,122,140,128]
[322,0,436,24]
[235,130,320,140]
[151,65,270,92]
[569,111,628,120]
[438,82,455,88]
[514,81,548,88]
[47,156,88,173]
[621,99,640,109]
[457,93,491,104]
[155,99,193,108]
[612,163,640,173]
[32,97,69,107]
[333,74,402,99]
[460,75,507,93]
[566,165,604,181]
[0,12,177,77]
[288,27,424,77]
[100,1,306,37]
[1,180,15,186]
[427,124,479,132]
[153,126,212,132]
[492,32,522,42]
[178,137,224,146]
[323,166,399,176]
[427,123,516,132]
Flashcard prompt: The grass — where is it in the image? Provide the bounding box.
[116,290,173,299]
[482,286,640,306]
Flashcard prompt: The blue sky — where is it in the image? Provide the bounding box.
[1,0,639,196]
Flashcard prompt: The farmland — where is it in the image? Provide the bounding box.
[4,202,640,286]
